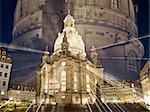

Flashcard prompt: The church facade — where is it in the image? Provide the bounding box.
[37,15,104,105]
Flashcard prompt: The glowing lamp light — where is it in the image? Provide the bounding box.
[1,91,4,95]
[61,95,65,99]
[32,99,36,103]
[61,61,66,66]
[9,97,13,101]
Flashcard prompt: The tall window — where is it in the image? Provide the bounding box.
[3,81,6,86]
[1,56,6,62]
[21,0,27,16]
[1,64,4,68]
[20,0,23,16]
[61,71,66,91]
[4,73,7,78]
[111,0,119,8]
[0,72,2,77]
[74,72,78,92]
[6,65,9,69]
[86,75,90,92]
[74,72,78,82]
[127,50,138,72]
[86,75,90,83]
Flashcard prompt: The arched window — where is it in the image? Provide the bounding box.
[61,71,66,91]
[111,0,119,8]
[2,51,6,55]
[1,56,6,62]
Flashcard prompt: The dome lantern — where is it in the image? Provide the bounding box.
[64,15,75,28]
[54,15,86,60]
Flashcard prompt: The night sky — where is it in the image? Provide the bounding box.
[0,0,149,65]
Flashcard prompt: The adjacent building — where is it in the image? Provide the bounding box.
[140,61,150,109]
[101,80,143,103]
[37,15,104,105]
[8,86,36,102]
[0,48,12,97]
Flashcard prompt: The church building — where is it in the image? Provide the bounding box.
[37,15,104,105]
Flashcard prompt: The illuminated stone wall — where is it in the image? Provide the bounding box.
[101,80,143,103]
[38,57,103,104]
[140,61,150,107]
[8,86,36,102]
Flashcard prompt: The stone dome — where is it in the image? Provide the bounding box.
[72,0,136,21]
[11,0,144,83]
[14,0,136,23]
[54,15,86,59]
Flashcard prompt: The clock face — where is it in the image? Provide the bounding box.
[50,14,60,24]
[61,61,66,66]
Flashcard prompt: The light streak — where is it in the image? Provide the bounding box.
[0,43,45,54]
[95,101,103,112]
[0,101,10,108]
[91,35,150,51]
[87,101,93,112]
[25,103,33,112]
[86,73,124,111]
[89,77,146,111]
[25,99,36,112]
[98,56,149,60]
[89,86,113,112]
[12,63,40,72]
[35,99,44,112]
[0,97,13,109]
[115,103,126,112]
[83,73,114,112]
